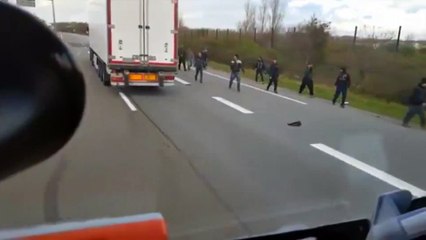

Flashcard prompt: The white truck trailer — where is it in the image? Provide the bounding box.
[88,0,178,87]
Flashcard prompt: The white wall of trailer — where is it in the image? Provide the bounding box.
[88,0,109,63]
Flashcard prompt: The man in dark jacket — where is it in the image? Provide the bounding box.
[194,52,204,83]
[403,78,426,128]
[229,54,244,92]
[202,48,208,69]
[178,46,187,71]
[266,59,279,93]
[332,67,351,108]
[299,64,314,97]
[255,57,265,82]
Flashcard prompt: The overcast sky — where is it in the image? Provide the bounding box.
[8,0,426,39]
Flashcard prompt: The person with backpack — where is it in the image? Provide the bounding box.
[229,54,244,92]
[194,52,204,83]
[332,67,351,108]
[403,78,426,128]
[299,64,314,97]
[266,59,279,94]
[255,57,266,83]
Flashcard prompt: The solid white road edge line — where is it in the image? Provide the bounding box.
[212,97,254,114]
[311,143,426,197]
[205,71,307,105]
[175,77,191,86]
[119,92,138,112]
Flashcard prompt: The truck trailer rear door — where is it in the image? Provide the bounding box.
[145,0,177,67]
[110,0,141,64]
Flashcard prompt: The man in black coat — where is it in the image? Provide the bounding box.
[403,78,426,128]
[194,52,204,83]
[178,46,187,71]
[266,59,279,94]
[255,57,266,82]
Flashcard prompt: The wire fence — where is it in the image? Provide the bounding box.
[180,26,425,52]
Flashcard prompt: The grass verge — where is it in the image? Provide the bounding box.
[209,61,414,124]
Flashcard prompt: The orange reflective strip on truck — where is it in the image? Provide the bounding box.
[23,220,167,240]
[0,214,168,240]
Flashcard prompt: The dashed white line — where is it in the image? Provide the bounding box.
[175,77,191,86]
[205,71,307,105]
[119,92,137,112]
[212,97,254,114]
[311,143,426,197]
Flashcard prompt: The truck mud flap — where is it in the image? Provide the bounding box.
[124,74,129,87]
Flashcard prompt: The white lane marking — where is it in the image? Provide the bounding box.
[205,71,307,105]
[175,77,191,86]
[119,92,137,112]
[311,143,426,197]
[212,97,254,114]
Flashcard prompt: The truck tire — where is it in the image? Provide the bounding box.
[97,59,102,79]
[89,49,94,66]
[101,63,111,87]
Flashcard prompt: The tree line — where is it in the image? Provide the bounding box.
[238,0,284,34]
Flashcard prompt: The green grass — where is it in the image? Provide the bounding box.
[209,61,414,124]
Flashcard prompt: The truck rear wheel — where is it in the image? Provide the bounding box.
[101,63,111,87]
[89,49,94,66]
[96,59,101,79]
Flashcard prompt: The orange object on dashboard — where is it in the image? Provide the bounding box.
[0,213,167,240]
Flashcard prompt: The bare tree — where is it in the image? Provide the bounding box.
[257,0,269,33]
[238,0,257,32]
[268,0,285,32]
[405,34,414,42]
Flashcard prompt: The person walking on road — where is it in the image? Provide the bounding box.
[202,48,208,69]
[255,57,266,83]
[299,64,314,97]
[332,67,351,108]
[178,46,187,71]
[266,59,279,94]
[229,54,244,92]
[194,52,204,83]
[403,78,426,128]
[187,48,194,71]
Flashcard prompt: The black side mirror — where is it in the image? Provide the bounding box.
[0,3,85,181]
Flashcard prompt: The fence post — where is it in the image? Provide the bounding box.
[396,26,402,52]
[254,28,257,42]
[353,26,358,47]
[226,29,229,40]
[239,29,242,41]
[293,27,296,33]
[271,28,275,48]
[216,29,218,40]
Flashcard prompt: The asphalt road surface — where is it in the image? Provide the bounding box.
[1,33,426,240]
